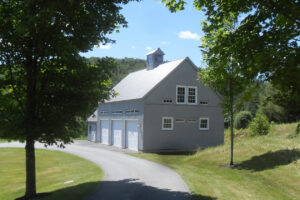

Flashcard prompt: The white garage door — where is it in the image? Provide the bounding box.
[88,123,96,142]
[126,120,138,151]
[100,120,109,144]
[112,120,122,147]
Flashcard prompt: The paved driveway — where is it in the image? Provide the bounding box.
[0,141,191,200]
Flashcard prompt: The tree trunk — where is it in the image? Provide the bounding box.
[24,41,38,199]
[229,78,234,166]
[25,138,36,199]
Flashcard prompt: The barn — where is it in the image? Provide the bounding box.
[87,48,224,152]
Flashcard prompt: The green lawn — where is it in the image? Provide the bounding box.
[132,123,300,200]
[0,148,104,200]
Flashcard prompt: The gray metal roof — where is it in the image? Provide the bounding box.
[145,48,165,56]
[107,57,187,103]
[87,110,98,122]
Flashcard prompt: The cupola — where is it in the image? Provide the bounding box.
[146,48,165,70]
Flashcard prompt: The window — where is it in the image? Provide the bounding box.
[175,118,185,123]
[187,119,197,123]
[199,118,209,130]
[112,110,122,114]
[163,99,173,103]
[125,109,139,114]
[176,86,185,103]
[199,101,208,105]
[188,87,196,104]
[147,55,153,65]
[100,111,109,114]
[162,117,173,130]
[155,55,163,63]
[176,86,197,104]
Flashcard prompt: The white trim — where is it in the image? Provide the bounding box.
[176,85,198,105]
[162,117,174,130]
[176,85,186,104]
[187,86,197,105]
[199,117,209,130]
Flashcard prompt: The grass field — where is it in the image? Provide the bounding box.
[132,123,300,200]
[0,148,103,200]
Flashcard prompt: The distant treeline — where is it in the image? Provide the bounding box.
[87,57,146,86]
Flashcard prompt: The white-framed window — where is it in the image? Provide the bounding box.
[188,87,197,104]
[176,86,186,104]
[176,85,197,105]
[100,111,109,114]
[175,118,185,123]
[162,117,173,130]
[199,118,209,130]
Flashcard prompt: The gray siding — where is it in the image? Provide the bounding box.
[143,59,224,151]
[143,105,224,151]
[144,60,222,106]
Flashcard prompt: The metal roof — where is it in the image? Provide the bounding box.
[87,110,98,122]
[107,57,187,103]
[145,48,165,56]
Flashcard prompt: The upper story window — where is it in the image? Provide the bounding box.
[188,87,196,104]
[176,86,185,103]
[162,117,173,130]
[163,99,173,103]
[199,118,209,130]
[125,109,139,114]
[199,101,208,105]
[100,111,109,114]
[176,86,197,105]
[112,110,122,114]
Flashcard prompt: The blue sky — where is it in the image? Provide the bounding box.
[81,1,206,67]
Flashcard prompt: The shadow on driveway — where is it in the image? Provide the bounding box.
[30,179,217,200]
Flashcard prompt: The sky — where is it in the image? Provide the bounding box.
[81,0,206,67]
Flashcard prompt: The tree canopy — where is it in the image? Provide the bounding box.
[0,0,136,198]
[163,0,300,120]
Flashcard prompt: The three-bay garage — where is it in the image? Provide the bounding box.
[96,119,139,151]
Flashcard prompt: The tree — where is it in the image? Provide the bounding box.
[0,0,136,199]
[162,0,300,121]
[199,19,255,166]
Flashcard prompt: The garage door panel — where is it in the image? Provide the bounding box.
[126,120,138,151]
[100,120,109,144]
[89,124,97,142]
[112,120,122,147]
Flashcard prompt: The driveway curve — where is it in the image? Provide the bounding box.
[0,141,191,200]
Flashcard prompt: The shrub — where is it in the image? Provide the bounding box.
[249,113,270,136]
[296,123,300,135]
[234,111,252,129]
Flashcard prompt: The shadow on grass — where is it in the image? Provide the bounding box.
[21,179,216,200]
[235,149,300,172]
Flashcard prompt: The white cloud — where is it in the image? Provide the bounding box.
[99,43,111,50]
[161,41,171,45]
[178,31,201,41]
[145,46,152,50]
[131,45,136,49]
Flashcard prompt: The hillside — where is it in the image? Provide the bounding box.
[87,57,146,86]
[133,123,300,200]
